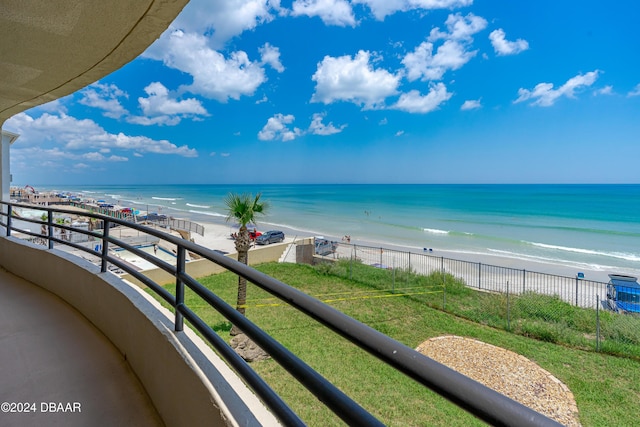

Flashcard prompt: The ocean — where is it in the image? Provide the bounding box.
[37,184,640,277]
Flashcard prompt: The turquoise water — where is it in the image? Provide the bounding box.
[42,184,640,274]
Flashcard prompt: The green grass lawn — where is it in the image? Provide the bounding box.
[153,262,640,426]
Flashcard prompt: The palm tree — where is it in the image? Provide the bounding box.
[224,192,269,336]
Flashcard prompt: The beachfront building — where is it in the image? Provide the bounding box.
[9,186,65,205]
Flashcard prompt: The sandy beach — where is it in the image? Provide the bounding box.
[187,219,621,284]
[14,200,631,285]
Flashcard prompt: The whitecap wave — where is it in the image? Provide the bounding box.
[188,210,225,218]
[186,203,211,209]
[152,196,180,201]
[525,241,640,262]
[487,248,613,272]
[423,228,449,235]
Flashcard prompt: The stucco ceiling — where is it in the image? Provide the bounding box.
[0,0,188,125]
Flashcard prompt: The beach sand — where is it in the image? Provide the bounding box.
[186,219,620,283]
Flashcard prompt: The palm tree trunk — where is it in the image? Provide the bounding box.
[230,229,250,336]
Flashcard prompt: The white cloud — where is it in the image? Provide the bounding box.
[402,39,477,81]
[35,99,69,114]
[402,13,485,82]
[291,0,356,26]
[311,50,400,108]
[126,82,208,126]
[461,99,481,110]
[627,83,640,97]
[428,13,487,42]
[395,130,405,136]
[165,0,283,49]
[81,152,129,162]
[308,113,347,135]
[79,83,128,119]
[515,71,600,107]
[352,0,473,21]
[259,43,285,72]
[4,112,198,157]
[595,85,613,96]
[80,81,208,126]
[144,30,267,103]
[258,113,303,141]
[489,29,529,56]
[393,83,452,113]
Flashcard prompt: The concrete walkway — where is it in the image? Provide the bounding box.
[0,268,164,427]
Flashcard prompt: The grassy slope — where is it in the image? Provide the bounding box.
[157,263,640,426]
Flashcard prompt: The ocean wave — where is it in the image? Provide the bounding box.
[487,248,613,272]
[188,210,225,218]
[152,196,181,201]
[423,228,449,235]
[186,203,211,209]
[526,241,640,262]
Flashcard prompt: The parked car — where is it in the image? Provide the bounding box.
[255,230,285,245]
[606,274,640,314]
[315,237,338,255]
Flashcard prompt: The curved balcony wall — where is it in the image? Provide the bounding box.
[0,236,279,427]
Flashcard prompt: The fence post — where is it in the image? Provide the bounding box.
[175,246,186,332]
[392,257,396,294]
[478,262,481,289]
[596,294,600,352]
[349,249,353,281]
[575,276,579,306]
[441,257,446,310]
[522,269,526,294]
[506,281,510,331]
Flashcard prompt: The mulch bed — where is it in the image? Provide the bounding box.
[415,335,581,426]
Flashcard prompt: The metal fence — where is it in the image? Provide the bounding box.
[323,242,640,359]
[333,243,607,308]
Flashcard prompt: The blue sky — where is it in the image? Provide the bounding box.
[5,0,640,185]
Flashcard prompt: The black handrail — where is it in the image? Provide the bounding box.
[0,201,563,427]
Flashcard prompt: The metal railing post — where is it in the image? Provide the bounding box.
[175,246,185,332]
[47,211,53,249]
[101,220,110,273]
[6,204,12,236]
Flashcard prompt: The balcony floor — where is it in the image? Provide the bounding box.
[0,267,163,426]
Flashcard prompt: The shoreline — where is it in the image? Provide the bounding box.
[188,217,625,284]
[13,188,637,284]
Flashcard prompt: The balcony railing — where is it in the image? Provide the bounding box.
[0,201,562,427]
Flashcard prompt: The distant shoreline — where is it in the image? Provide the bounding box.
[189,216,622,284]
[18,186,639,284]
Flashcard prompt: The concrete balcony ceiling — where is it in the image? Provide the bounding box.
[0,0,189,123]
